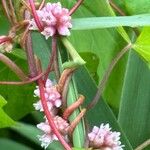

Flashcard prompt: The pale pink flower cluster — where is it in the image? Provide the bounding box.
[33,79,69,148]
[37,116,69,149]
[33,79,61,115]
[29,2,72,39]
[88,124,124,150]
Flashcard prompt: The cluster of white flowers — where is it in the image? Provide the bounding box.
[29,2,72,39]
[33,79,69,149]
[88,124,124,150]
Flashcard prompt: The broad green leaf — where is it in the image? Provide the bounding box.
[74,67,133,150]
[118,50,150,149]
[72,14,150,31]
[0,95,15,128]
[0,138,32,150]
[133,27,150,67]
[124,0,150,15]
[0,54,36,120]
[0,13,10,35]
[63,0,129,111]
[11,48,27,60]
[12,122,64,150]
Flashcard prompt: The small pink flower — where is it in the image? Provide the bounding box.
[29,2,72,39]
[37,116,69,148]
[33,79,62,112]
[88,124,124,150]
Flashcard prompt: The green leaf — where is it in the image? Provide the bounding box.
[66,0,129,111]
[74,67,133,150]
[72,14,150,31]
[0,95,15,128]
[0,54,36,120]
[124,0,150,15]
[11,48,27,60]
[12,122,64,150]
[118,50,150,149]
[0,13,10,35]
[133,27,150,67]
[0,138,32,150]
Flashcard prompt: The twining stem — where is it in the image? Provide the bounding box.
[87,43,132,109]
[8,0,17,24]
[44,35,57,84]
[0,53,28,81]
[63,95,85,120]
[62,73,72,109]
[24,10,38,78]
[61,37,85,68]
[53,56,60,81]
[2,0,13,25]
[29,0,43,31]
[0,72,45,85]
[68,108,86,136]
[57,68,75,93]
[21,0,32,12]
[0,37,12,44]
[38,78,72,150]
[39,0,45,10]
[109,0,126,16]
[69,0,84,16]
[135,139,150,150]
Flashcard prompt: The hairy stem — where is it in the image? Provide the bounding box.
[87,43,132,109]
[0,53,28,81]
[69,0,84,16]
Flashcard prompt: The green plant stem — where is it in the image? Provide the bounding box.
[87,43,132,109]
[61,37,86,68]
[0,53,28,81]
[135,139,150,150]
